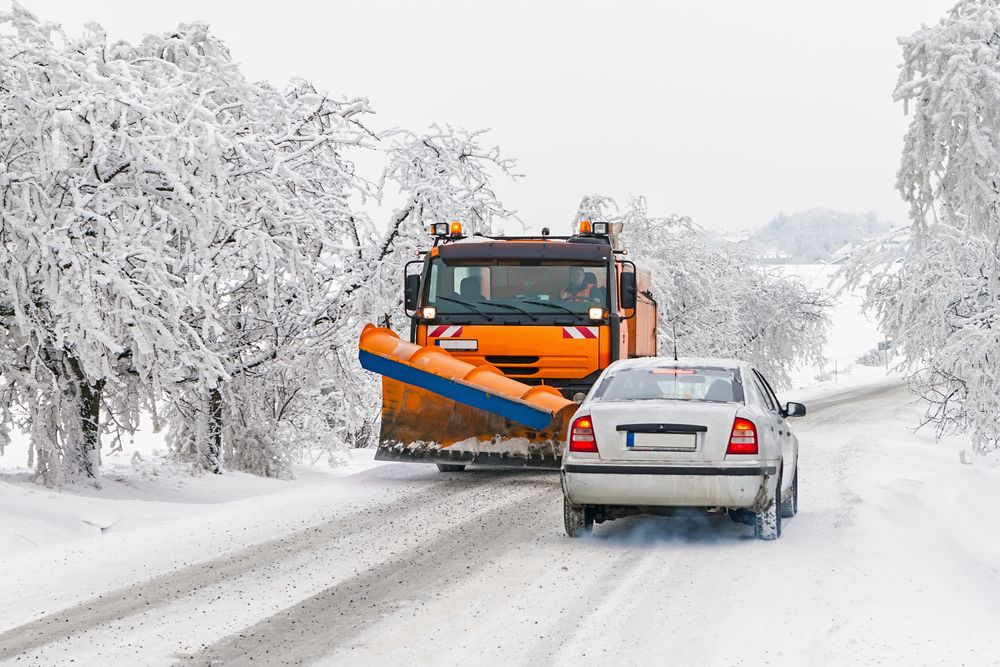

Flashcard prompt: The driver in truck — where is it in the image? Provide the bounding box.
[561,267,593,301]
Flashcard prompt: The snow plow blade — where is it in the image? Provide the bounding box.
[358,324,577,469]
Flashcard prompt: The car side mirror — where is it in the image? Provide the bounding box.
[785,402,806,418]
[620,272,637,310]
[404,274,421,311]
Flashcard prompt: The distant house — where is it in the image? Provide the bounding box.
[753,250,797,265]
[824,242,855,265]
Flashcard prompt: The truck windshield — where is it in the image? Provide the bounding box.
[424,258,609,315]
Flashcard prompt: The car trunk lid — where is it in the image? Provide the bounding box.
[588,401,739,462]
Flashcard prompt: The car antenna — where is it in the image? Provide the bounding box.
[672,318,679,361]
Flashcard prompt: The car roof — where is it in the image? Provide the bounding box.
[604,357,747,372]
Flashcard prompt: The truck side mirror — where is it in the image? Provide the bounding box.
[404,274,421,311]
[620,272,637,310]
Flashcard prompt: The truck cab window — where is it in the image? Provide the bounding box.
[425,259,608,315]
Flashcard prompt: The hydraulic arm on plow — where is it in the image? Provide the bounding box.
[358,220,658,470]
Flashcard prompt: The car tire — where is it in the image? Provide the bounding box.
[436,463,466,472]
[780,469,798,518]
[753,474,782,540]
[563,495,593,538]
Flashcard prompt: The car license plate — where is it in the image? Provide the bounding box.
[627,432,697,451]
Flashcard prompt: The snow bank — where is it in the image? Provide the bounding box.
[0,439,384,558]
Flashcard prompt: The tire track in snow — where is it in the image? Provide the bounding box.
[0,468,543,662]
[539,545,664,666]
[184,483,560,666]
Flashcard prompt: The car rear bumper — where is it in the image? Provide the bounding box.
[561,461,778,509]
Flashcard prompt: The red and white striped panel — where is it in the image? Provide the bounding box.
[428,325,464,338]
[562,326,598,339]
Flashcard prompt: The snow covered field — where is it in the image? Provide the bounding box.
[2,265,999,665]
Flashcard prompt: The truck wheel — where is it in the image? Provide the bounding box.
[780,469,798,518]
[564,495,593,538]
[753,474,782,540]
[436,463,466,472]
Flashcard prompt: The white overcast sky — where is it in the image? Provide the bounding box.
[5,0,956,233]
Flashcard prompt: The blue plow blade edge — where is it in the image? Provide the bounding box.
[358,350,555,430]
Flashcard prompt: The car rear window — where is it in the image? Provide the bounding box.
[592,366,745,403]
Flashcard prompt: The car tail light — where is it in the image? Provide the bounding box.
[727,417,758,455]
[568,416,598,453]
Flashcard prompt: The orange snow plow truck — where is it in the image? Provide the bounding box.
[358,220,658,470]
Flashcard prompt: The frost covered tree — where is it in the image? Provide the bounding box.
[326,126,518,449]
[0,8,373,480]
[577,196,830,388]
[847,0,1000,455]
[192,123,518,472]
[0,5,519,480]
[0,8,231,483]
[350,126,518,326]
[145,63,378,477]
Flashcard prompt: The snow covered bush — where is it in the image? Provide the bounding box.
[813,369,837,383]
[846,0,1000,454]
[577,196,830,389]
[855,348,884,368]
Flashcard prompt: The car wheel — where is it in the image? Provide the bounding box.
[436,463,466,472]
[753,473,782,540]
[780,469,798,518]
[563,495,593,538]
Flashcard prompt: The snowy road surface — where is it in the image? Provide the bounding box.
[2,378,999,666]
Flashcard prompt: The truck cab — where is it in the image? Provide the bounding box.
[405,222,657,398]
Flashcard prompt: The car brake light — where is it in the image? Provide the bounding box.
[727,417,758,455]
[568,416,598,453]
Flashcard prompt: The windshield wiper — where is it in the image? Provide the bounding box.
[523,299,576,315]
[478,301,538,321]
[435,296,493,321]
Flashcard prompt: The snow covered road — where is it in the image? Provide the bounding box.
[2,378,999,666]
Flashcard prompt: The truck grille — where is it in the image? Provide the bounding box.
[497,367,539,376]
[485,355,540,365]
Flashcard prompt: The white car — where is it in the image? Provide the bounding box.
[561,357,805,540]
